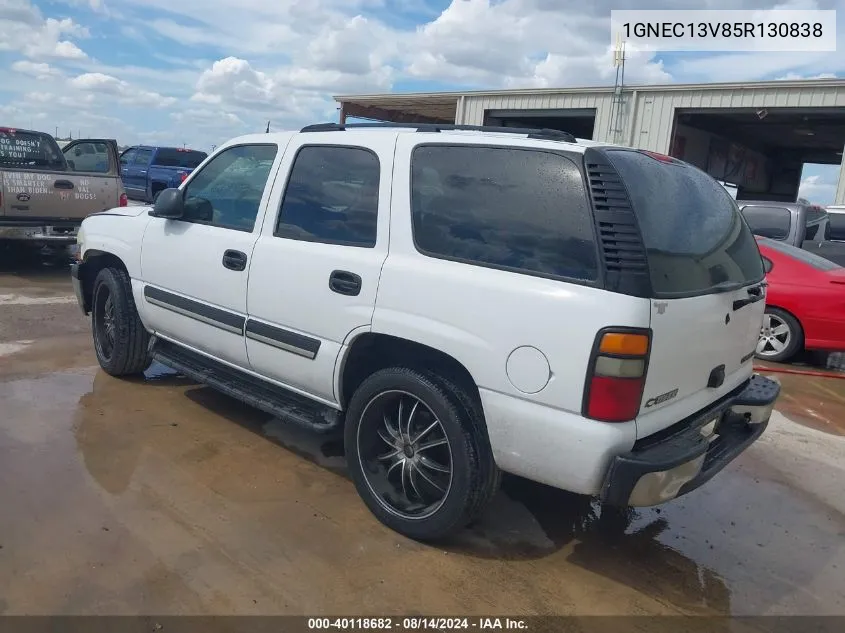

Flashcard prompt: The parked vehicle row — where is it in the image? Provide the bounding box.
[754,237,845,363]
[70,123,780,541]
[739,200,845,266]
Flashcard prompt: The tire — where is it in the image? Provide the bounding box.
[91,266,153,376]
[344,367,499,541]
[755,307,803,363]
[153,189,163,204]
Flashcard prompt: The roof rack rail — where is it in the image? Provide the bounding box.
[299,122,577,143]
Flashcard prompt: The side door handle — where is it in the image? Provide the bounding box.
[54,180,75,190]
[329,270,362,296]
[222,249,247,271]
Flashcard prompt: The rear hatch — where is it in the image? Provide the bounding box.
[600,149,767,439]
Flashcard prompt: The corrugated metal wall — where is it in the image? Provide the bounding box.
[460,92,615,140]
[459,84,845,204]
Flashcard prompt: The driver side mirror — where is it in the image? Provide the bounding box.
[151,188,185,219]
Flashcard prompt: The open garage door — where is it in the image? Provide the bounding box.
[484,108,596,139]
[669,108,845,203]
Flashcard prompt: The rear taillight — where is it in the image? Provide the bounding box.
[180,172,188,183]
[119,193,128,207]
[583,329,651,422]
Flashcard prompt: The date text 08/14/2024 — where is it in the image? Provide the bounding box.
[307,618,528,630]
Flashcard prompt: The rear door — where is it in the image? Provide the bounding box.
[245,136,391,404]
[603,149,768,438]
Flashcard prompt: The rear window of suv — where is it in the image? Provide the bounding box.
[410,145,599,282]
[605,150,765,298]
[0,129,65,170]
[154,148,207,168]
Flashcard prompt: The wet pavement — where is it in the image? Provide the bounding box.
[1,256,844,616]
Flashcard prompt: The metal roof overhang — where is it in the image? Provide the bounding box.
[335,78,845,124]
[336,95,459,123]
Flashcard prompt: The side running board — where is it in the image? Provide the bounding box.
[151,337,342,434]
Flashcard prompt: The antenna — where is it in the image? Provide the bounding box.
[609,34,627,145]
[265,120,270,133]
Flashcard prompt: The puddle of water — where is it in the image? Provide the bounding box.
[0,366,843,616]
[0,340,34,357]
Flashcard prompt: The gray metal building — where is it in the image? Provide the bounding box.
[335,78,845,204]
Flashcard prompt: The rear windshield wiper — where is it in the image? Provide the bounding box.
[710,281,745,293]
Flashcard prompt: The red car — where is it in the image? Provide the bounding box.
[756,236,845,362]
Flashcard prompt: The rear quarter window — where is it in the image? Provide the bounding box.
[829,213,845,241]
[605,150,765,297]
[740,205,792,240]
[410,145,599,282]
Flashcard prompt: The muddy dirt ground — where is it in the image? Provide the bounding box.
[0,252,843,617]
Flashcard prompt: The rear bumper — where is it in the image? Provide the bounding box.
[0,224,79,243]
[71,262,90,315]
[601,374,780,507]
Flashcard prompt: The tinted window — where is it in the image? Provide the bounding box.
[740,205,792,239]
[154,148,208,168]
[606,150,764,297]
[182,144,277,232]
[829,213,845,241]
[64,142,110,173]
[758,237,841,271]
[120,149,136,165]
[133,148,153,165]
[276,146,380,247]
[0,130,65,170]
[803,207,828,241]
[410,146,598,281]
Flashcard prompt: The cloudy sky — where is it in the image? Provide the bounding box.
[0,0,843,202]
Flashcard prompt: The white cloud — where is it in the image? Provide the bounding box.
[189,57,345,127]
[0,1,89,60]
[799,173,839,205]
[404,0,671,88]
[776,72,838,80]
[171,108,245,127]
[68,72,177,108]
[11,60,60,79]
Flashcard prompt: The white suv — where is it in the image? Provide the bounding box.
[71,123,780,541]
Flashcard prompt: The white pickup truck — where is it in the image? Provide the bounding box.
[71,123,780,541]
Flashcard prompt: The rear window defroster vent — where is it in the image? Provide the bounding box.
[584,148,651,297]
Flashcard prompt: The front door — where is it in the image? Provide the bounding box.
[139,142,282,368]
[245,135,394,404]
[59,139,122,216]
